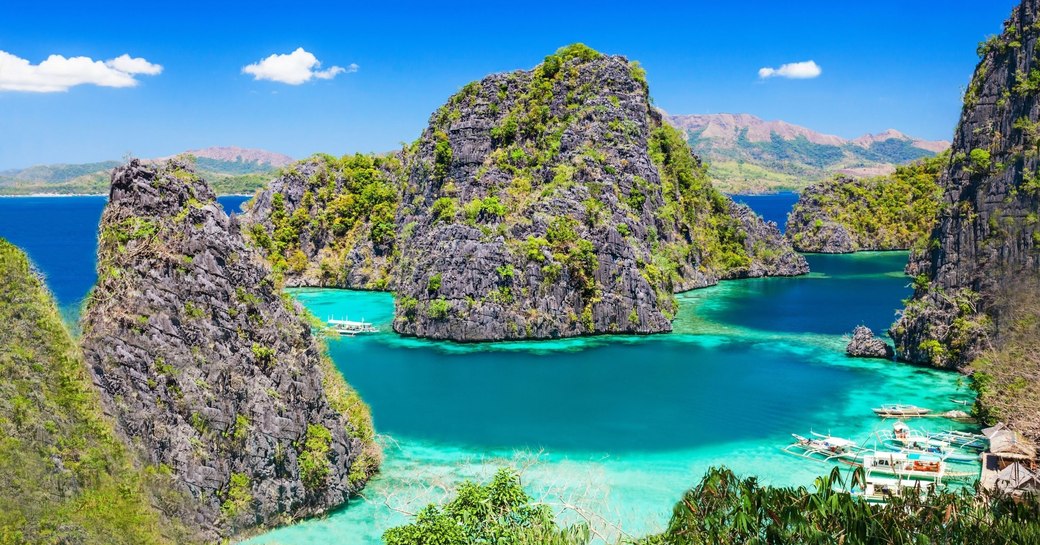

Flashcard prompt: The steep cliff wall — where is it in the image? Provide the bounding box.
[245,45,806,342]
[80,160,379,541]
[786,155,944,253]
[892,0,1040,369]
[0,238,183,544]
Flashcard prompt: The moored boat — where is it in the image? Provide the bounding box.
[860,451,976,483]
[853,475,936,504]
[327,317,379,335]
[783,432,865,463]
[872,404,930,418]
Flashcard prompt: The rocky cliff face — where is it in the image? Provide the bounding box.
[786,156,944,253]
[891,0,1040,369]
[246,45,806,342]
[80,160,379,541]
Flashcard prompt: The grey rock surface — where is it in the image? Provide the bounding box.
[80,160,378,541]
[846,326,895,359]
[245,48,808,342]
[892,0,1040,369]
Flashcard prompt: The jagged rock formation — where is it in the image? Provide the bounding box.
[786,155,945,253]
[245,45,807,342]
[243,154,405,289]
[845,326,895,359]
[891,0,1040,369]
[0,238,183,544]
[80,160,380,541]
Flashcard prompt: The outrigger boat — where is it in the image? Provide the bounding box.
[876,422,978,463]
[783,432,865,463]
[860,451,976,483]
[929,429,988,451]
[326,317,379,336]
[872,404,930,418]
[853,475,936,504]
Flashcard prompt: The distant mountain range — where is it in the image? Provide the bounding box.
[0,147,294,196]
[666,113,950,193]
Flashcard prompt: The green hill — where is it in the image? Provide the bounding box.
[0,238,184,544]
[0,147,292,196]
[667,114,949,193]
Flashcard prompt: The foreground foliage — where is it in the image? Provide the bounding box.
[645,467,1039,545]
[383,468,591,545]
[0,238,176,544]
[385,466,1040,545]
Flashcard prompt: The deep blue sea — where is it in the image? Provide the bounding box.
[730,192,799,231]
[0,194,974,544]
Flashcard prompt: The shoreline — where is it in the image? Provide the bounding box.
[0,193,254,198]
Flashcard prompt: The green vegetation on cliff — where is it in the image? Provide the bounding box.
[0,238,178,545]
[972,279,1040,439]
[787,153,946,252]
[246,152,404,287]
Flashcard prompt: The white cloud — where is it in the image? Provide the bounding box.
[0,51,163,92]
[105,54,163,75]
[242,48,354,85]
[758,60,822,80]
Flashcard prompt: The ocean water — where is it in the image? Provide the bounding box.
[0,195,975,544]
[730,192,799,231]
[246,251,973,545]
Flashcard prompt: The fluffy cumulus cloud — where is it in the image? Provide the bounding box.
[758,60,822,80]
[242,48,355,85]
[0,51,162,92]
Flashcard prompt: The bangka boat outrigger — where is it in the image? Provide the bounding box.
[859,451,977,483]
[872,404,930,418]
[783,432,866,463]
[326,317,379,336]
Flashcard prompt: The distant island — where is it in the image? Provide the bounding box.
[0,146,292,196]
[669,113,949,193]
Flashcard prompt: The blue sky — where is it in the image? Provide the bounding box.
[0,0,1019,169]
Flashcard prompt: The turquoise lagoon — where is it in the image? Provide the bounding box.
[246,252,974,544]
[0,197,975,544]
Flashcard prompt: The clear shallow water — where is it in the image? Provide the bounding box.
[0,195,975,544]
[246,252,973,545]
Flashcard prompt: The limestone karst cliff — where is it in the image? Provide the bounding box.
[80,160,380,541]
[244,44,807,342]
[891,0,1040,370]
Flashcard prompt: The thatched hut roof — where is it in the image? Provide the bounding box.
[984,423,1037,460]
[995,462,1040,491]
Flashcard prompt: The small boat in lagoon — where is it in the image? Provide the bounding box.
[783,432,865,463]
[876,422,979,463]
[860,451,977,483]
[326,317,379,336]
[872,404,930,418]
[853,475,936,504]
[930,429,988,451]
